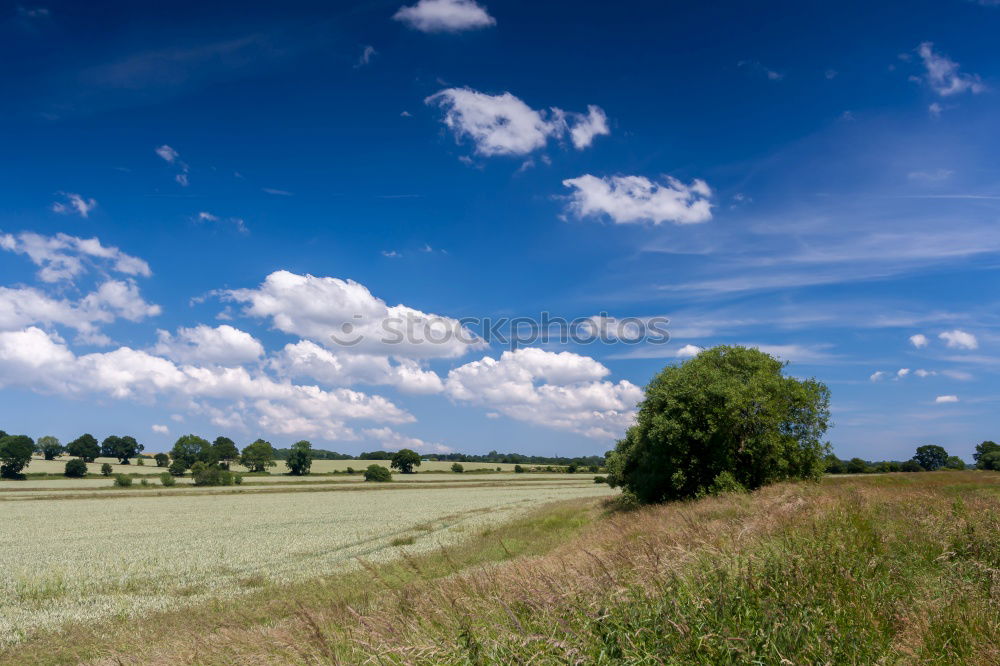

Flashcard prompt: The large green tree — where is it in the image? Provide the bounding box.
[0,435,35,479]
[913,445,949,471]
[391,448,422,474]
[241,439,276,473]
[974,441,1000,469]
[66,434,100,462]
[36,435,63,461]
[606,346,831,504]
[104,435,143,465]
[212,437,240,467]
[169,435,212,473]
[285,440,313,476]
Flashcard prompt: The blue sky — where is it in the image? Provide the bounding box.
[1,0,999,460]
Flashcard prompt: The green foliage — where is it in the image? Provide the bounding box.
[169,434,213,474]
[159,472,176,487]
[594,475,607,484]
[285,440,313,476]
[168,459,188,477]
[0,434,34,479]
[66,434,100,463]
[37,435,63,461]
[64,458,88,478]
[101,435,144,464]
[901,460,924,472]
[979,450,1000,471]
[113,474,132,488]
[451,462,465,473]
[913,445,949,471]
[241,439,277,473]
[364,464,392,482]
[824,454,847,474]
[100,463,113,476]
[974,441,1000,469]
[212,436,240,465]
[191,462,236,486]
[514,464,525,473]
[944,456,966,470]
[391,448,422,474]
[154,453,169,467]
[607,346,830,504]
[847,458,869,474]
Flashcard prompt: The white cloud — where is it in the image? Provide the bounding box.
[225,270,484,359]
[271,340,444,394]
[917,42,985,97]
[155,144,190,186]
[935,395,959,403]
[155,145,180,164]
[909,333,929,348]
[0,231,151,283]
[870,371,886,382]
[363,426,452,453]
[175,174,189,187]
[425,88,608,157]
[0,326,412,441]
[675,344,702,358]
[355,45,377,68]
[914,369,936,377]
[154,325,264,365]
[897,368,911,378]
[939,329,978,350]
[393,0,495,33]
[568,105,610,150]
[445,348,642,440]
[152,424,169,434]
[51,192,97,218]
[562,174,713,225]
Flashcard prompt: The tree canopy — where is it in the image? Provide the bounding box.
[37,435,63,461]
[170,434,212,472]
[212,437,240,465]
[0,435,35,479]
[913,445,949,471]
[67,434,100,462]
[606,346,830,504]
[241,439,277,473]
[974,441,1000,470]
[390,448,422,474]
[285,440,313,476]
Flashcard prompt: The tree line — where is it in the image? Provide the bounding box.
[825,441,1000,474]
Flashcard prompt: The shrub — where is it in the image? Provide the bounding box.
[191,462,236,486]
[514,464,525,473]
[154,453,169,467]
[159,472,176,487]
[346,466,355,474]
[451,463,464,473]
[114,474,133,487]
[364,464,392,482]
[64,458,88,478]
[100,463,113,476]
[566,463,578,474]
[594,475,607,484]
[140,478,149,486]
[168,459,187,477]
[136,457,145,466]
[706,470,747,496]
[607,346,830,504]
[901,460,924,472]
[234,473,243,485]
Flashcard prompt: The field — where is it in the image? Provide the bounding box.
[4,471,999,664]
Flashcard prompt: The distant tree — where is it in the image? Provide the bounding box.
[168,459,188,477]
[65,458,89,478]
[566,462,578,474]
[390,448,421,474]
[170,435,212,473]
[0,435,35,479]
[100,436,118,458]
[514,464,525,473]
[901,460,924,472]
[451,462,464,473]
[154,453,169,467]
[285,440,313,476]
[974,441,1000,469]
[100,463,113,476]
[606,346,830,504]
[105,435,143,465]
[212,437,240,468]
[847,458,869,474]
[979,450,1000,471]
[913,445,949,471]
[944,456,966,470]
[589,465,600,473]
[37,436,63,461]
[364,464,392,482]
[824,454,847,474]
[191,461,236,486]
[66,434,100,463]
[241,439,277,473]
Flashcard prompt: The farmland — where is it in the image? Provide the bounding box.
[0,473,612,649]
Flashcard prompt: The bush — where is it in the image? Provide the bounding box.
[234,473,243,485]
[901,460,925,472]
[64,458,88,478]
[706,470,747,496]
[114,474,133,487]
[566,463,578,474]
[514,464,525,473]
[100,463,113,476]
[594,475,607,484]
[136,457,145,466]
[346,466,355,474]
[607,346,830,504]
[154,453,169,467]
[168,459,187,477]
[159,472,176,487]
[140,478,150,486]
[364,464,392,482]
[191,461,236,486]
[451,463,464,473]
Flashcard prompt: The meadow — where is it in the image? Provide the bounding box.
[0,473,611,649]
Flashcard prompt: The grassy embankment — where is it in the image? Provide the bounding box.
[7,471,1000,664]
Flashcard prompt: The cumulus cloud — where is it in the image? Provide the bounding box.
[675,344,702,358]
[152,424,169,434]
[154,325,264,365]
[393,0,495,33]
[935,395,959,403]
[363,426,452,453]
[225,270,484,359]
[1,231,151,283]
[870,371,886,382]
[917,42,985,97]
[896,368,911,378]
[51,192,97,218]
[271,340,444,394]
[939,329,978,350]
[909,333,929,348]
[425,88,608,157]
[562,174,713,225]
[445,348,642,439]
[0,326,412,441]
